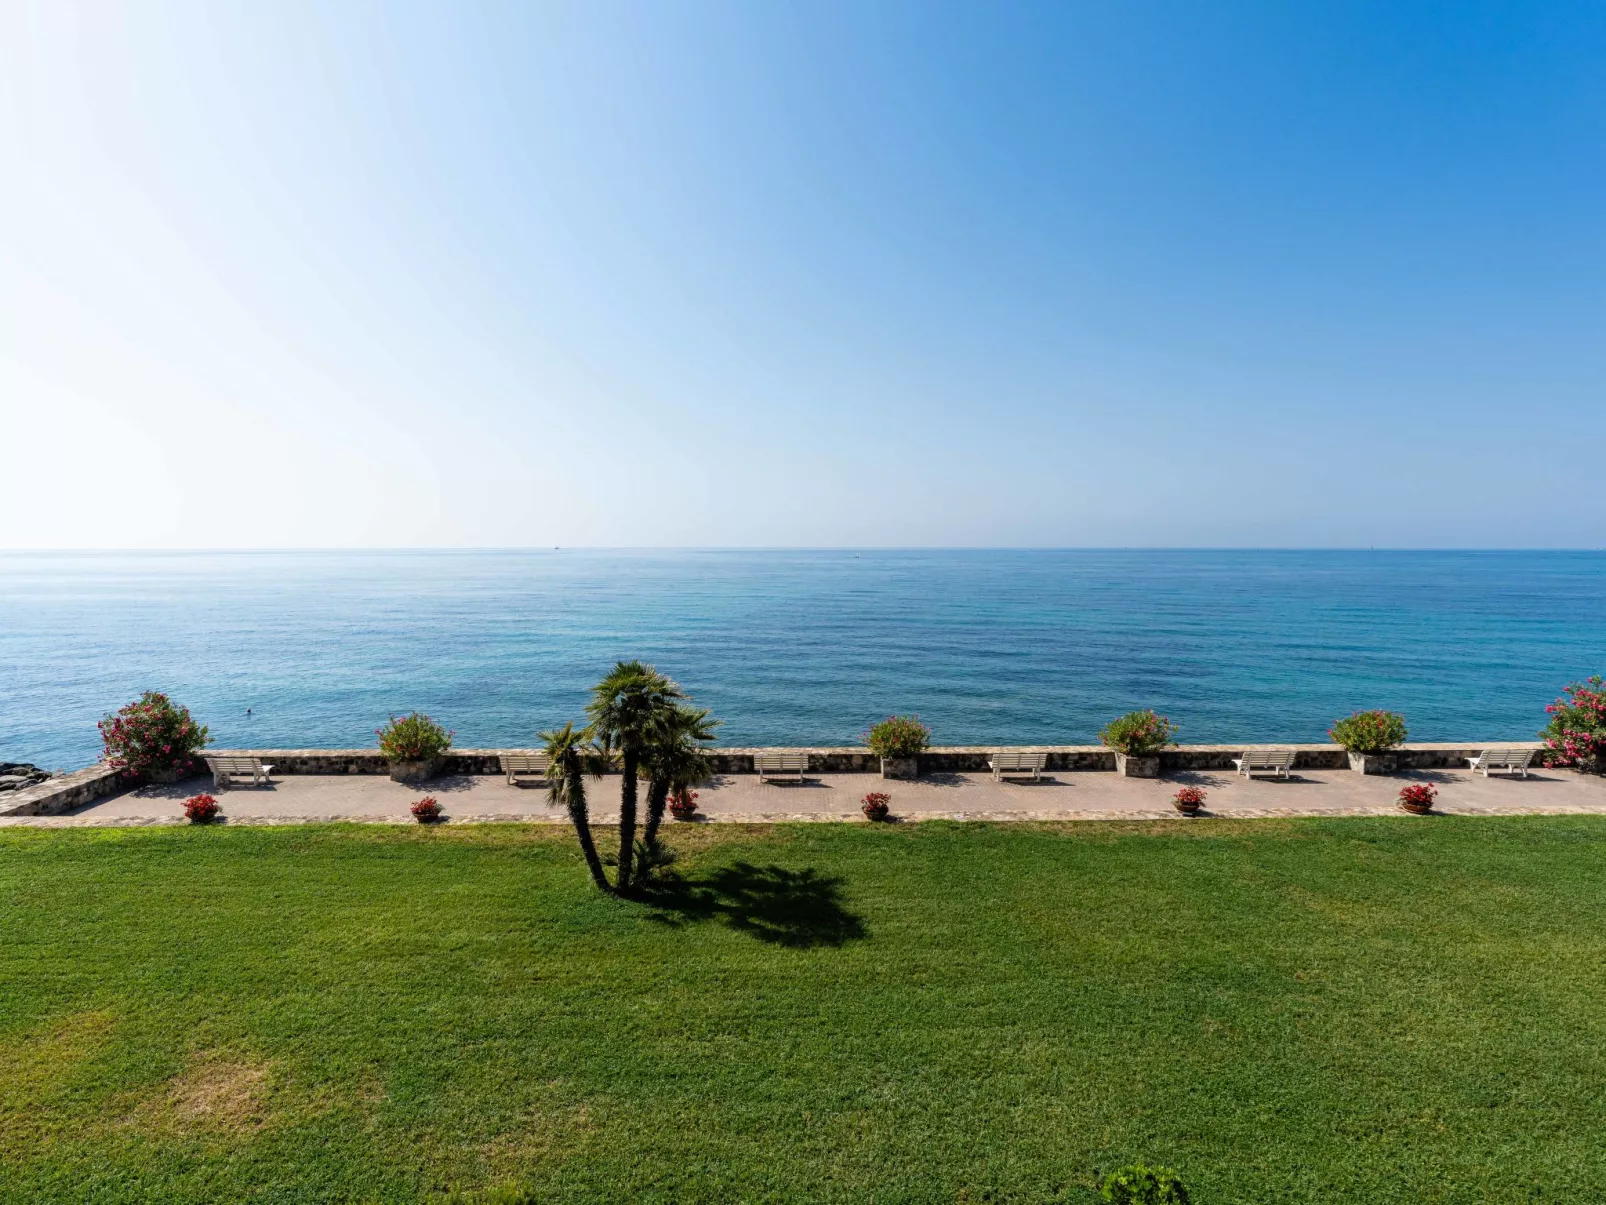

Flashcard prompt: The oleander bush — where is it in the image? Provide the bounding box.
[98,691,210,779]
[1102,1163,1189,1204]
[377,712,453,762]
[864,715,930,760]
[182,793,220,824]
[1540,676,1606,772]
[1099,709,1177,756]
[1329,709,1408,753]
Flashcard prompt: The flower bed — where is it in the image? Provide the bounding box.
[183,793,220,825]
[410,797,442,824]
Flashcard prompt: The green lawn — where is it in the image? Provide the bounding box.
[4,817,1606,1203]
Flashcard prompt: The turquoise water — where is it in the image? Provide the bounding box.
[2,550,1603,770]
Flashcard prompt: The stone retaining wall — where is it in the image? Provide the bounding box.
[200,742,1539,777]
[0,765,125,817]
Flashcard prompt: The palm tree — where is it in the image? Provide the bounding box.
[540,721,611,893]
[585,660,683,894]
[641,703,719,853]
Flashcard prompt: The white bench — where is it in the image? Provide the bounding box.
[502,753,551,787]
[203,755,274,788]
[1466,747,1537,778]
[991,751,1047,781]
[1232,749,1297,779]
[755,752,808,783]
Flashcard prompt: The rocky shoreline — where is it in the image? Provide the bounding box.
[0,763,52,791]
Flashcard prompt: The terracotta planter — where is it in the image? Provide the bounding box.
[389,758,443,784]
[1399,798,1433,815]
[670,806,699,822]
[863,802,890,822]
[1174,798,1202,815]
[880,757,920,780]
[1115,753,1160,778]
[1348,752,1397,775]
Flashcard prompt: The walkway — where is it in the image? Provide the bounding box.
[4,765,1606,827]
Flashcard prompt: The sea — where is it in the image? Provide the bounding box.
[2,549,1603,771]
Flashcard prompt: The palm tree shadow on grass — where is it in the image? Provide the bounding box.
[640,861,867,948]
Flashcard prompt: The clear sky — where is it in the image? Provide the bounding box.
[2,1,1602,549]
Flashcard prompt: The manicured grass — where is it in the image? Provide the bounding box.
[4,817,1606,1203]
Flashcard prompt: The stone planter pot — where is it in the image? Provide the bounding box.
[146,766,189,784]
[1174,797,1202,815]
[880,757,920,780]
[1399,798,1433,815]
[389,758,443,784]
[1115,753,1160,778]
[1348,752,1397,775]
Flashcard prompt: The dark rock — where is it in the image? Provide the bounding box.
[0,763,51,791]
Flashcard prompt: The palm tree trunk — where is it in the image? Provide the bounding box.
[642,775,671,850]
[563,757,612,893]
[616,748,639,894]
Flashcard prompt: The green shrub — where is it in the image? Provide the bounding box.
[1541,676,1606,772]
[1329,709,1407,753]
[97,691,210,779]
[864,715,930,759]
[376,712,453,762]
[1102,1163,1189,1204]
[1099,709,1176,755]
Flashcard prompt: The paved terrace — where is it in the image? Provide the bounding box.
[5,765,1606,827]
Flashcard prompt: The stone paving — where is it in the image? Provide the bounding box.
[4,765,1606,827]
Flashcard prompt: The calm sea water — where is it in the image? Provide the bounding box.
[2,550,1603,770]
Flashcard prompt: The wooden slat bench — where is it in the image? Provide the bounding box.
[1232,749,1297,779]
[1466,747,1537,778]
[990,751,1047,782]
[502,753,551,787]
[754,752,809,783]
[202,755,274,788]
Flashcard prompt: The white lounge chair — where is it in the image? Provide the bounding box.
[502,753,551,787]
[755,752,808,783]
[1232,749,1297,779]
[1465,747,1537,778]
[203,755,274,788]
[990,751,1046,781]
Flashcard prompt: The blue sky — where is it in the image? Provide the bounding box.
[2,1,1602,548]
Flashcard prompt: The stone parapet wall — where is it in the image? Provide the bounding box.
[0,764,125,817]
[198,742,1541,777]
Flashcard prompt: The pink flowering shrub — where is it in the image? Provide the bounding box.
[668,788,700,819]
[1099,709,1177,755]
[377,712,453,762]
[864,716,930,759]
[98,691,210,779]
[1541,676,1606,772]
